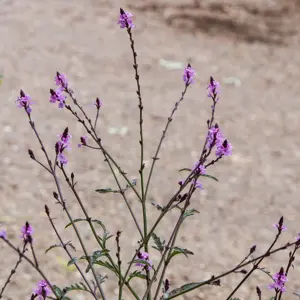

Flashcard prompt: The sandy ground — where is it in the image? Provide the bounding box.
[0,0,300,299]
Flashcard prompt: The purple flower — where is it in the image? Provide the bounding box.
[78,136,88,148]
[206,124,223,150]
[16,90,34,114]
[0,229,7,239]
[20,222,33,243]
[49,88,66,108]
[207,76,220,99]
[55,128,71,165]
[216,139,232,157]
[268,268,287,293]
[136,251,152,271]
[273,217,287,233]
[183,63,196,85]
[295,233,300,242]
[118,8,135,29]
[58,153,68,165]
[33,280,51,300]
[193,179,203,190]
[94,98,102,110]
[193,161,206,175]
[55,72,68,90]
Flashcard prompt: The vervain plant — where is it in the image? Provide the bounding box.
[0,8,299,300]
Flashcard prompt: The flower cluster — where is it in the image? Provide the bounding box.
[268,267,288,293]
[33,280,51,300]
[16,90,34,114]
[207,124,232,158]
[135,251,152,271]
[55,127,71,165]
[183,63,196,85]
[20,222,33,243]
[49,72,68,108]
[207,76,220,100]
[118,8,135,29]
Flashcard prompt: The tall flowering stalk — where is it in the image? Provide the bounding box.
[1,7,299,300]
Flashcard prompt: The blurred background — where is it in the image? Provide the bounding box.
[0,0,300,299]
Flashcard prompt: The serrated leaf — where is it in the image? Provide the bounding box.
[94,260,117,274]
[152,233,165,253]
[183,209,199,219]
[62,282,91,295]
[65,218,106,232]
[168,247,194,261]
[52,285,63,297]
[67,257,78,266]
[45,244,62,254]
[128,270,147,282]
[95,188,119,194]
[200,174,218,182]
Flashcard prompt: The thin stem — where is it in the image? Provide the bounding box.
[226,232,280,300]
[144,84,188,199]
[163,240,297,300]
[28,117,106,300]
[45,205,97,299]
[29,242,39,268]
[0,243,26,298]
[1,238,58,299]
[278,244,299,300]
[60,168,139,299]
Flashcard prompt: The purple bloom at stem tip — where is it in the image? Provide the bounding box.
[16,90,34,114]
[183,63,196,85]
[56,128,71,165]
[33,280,51,300]
[94,98,102,110]
[295,233,300,242]
[20,221,33,243]
[273,223,287,232]
[0,229,7,239]
[78,136,88,148]
[118,8,135,29]
[268,267,287,293]
[207,76,220,99]
[49,88,66,108]
[55,72,68,89]
[216,139,232,157]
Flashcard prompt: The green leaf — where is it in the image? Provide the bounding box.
[95,188,120,194]
[178,168,191,172]
[81,250,110,273]
[200,174,218,182]
[45,244,61,254]
[166,282,205,299]
[183,208,199,219]
[93,260,117,274]
[67,257,78,266]
[62,282,91,295]
[168,247,194,261]
[52,285,63,297]
[128,270,147,282]
[152,233,165,253]
[132,259,152,269]
[65,218,106,232]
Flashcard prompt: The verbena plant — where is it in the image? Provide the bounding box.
[0,8,299,300]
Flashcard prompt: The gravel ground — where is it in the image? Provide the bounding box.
[0,0,300,299]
